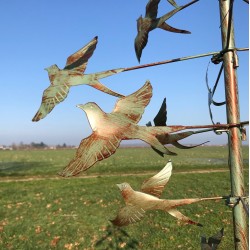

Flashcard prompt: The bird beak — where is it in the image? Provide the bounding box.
[76,104,84,110]
[116,184,122,189]
[44,67,48,71]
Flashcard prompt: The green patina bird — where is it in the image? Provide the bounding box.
[135,0,199,62]
[32,36,124,121]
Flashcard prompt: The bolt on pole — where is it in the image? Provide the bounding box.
[219,0,248,249]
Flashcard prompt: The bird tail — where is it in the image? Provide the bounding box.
[168,208,203,227]
[88,68,125,98]
[159,22,191,34]
[136,127,177,156]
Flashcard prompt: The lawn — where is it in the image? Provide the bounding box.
[0,146,249,249]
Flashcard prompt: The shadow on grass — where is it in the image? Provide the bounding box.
[95,224,139,249]
[0,161,52,177]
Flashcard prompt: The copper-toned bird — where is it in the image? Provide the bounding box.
[201,228,224,250]
[60,81,203,177]
[135,0,198,62]
[32,36,124,121]
[111,160,210,227]
[147,98,211,156]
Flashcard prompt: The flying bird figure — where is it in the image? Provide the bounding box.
[32,36,124,121]
[135,0,199,62]
[111,161,219,227]
[201,228,224,250]
[146,98,211,156]
[59,81,175,176]
[59,80,221,177]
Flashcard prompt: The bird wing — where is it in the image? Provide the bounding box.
[64,36,98,72]
[145,0,160,19]
[167,0,179,8]
[32,84,70,121]
[158,22,191,34]
[113,81,152,124]
[59,132,121,177]
[207,228,224,248]
[141,160,172,198]
[134,28,149,63]
[153,97,167,126]
[135,17,153,62]
[168,208,202,226]
[111,205,146,227]
[159,0,198,28]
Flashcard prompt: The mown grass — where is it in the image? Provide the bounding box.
[0,146,249,177]
[0,146,249,249]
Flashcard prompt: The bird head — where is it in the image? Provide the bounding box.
[77,102,98,112]
[116,183,131,191]
[77,102,102,131]
[44,64,60,74]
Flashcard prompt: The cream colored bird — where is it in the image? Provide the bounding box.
[111,161,214,227]
[32,36,124,121]
[59,81,180,177]
[59,80,221,177]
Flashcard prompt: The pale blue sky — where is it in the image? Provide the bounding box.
[0,0,249,146]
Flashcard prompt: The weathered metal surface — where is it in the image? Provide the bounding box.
[59,80,249,177]
[134,0,198,62]
[167,0,179,8]
[219,0,248,249]
[201,228,224,250]
[111,161,223,227]
[124,48,248,72]
[205,63,226,124]
[147,98,212,156]
[32,36,124,121]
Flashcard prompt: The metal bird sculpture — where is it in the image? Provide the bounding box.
[111,161,220,227]
[59,81,175,176]
[135,0,198,62]
[201,228,224,250]
[32,36,124,121]
[59,80,244,177]
[147,98,211,156]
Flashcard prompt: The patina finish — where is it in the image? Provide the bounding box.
[32,36,124,121]
[111,161,223,227]
[134,0,198,62]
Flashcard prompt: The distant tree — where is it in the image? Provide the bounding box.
[31,142,48,148]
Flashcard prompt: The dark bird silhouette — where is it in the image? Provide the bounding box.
[201,228,224,250]
[32,36,124,121]
[111,160,216,227]
[135,0,199,62]
[147,98,210,156]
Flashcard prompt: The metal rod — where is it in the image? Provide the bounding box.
[167,121,248,130]
[219,1,248,249]
[123,48,248,72]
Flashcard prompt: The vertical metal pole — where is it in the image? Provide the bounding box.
[219,1,248,249]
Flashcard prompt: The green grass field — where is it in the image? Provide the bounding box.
[0,146,249,249]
